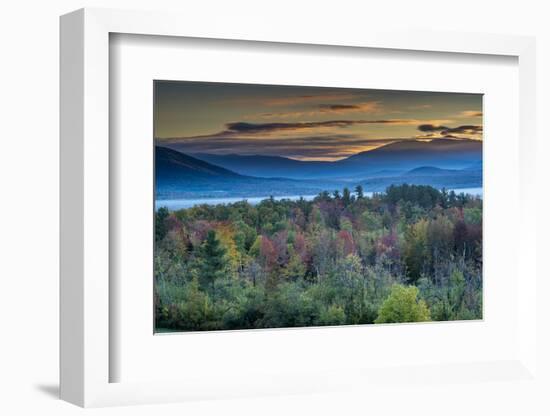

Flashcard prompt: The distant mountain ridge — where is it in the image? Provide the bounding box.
[360,163,482,192]
[183,139,482,179]
[405,166,458,175]
[155,146,337,200]
[156,146,243,181]
[156,140,482,200]
[344,139,480,161]
[189,152,326,179]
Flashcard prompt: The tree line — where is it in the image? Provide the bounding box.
[155,184,482,331]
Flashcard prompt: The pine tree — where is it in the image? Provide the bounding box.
[342,187,352,207]
[196,230,227,291]
[355,184,364,199]
[155,207,169,242]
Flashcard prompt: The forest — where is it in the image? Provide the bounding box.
[154,184,483,331]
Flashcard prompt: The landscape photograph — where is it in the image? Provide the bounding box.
[154,81,483,332]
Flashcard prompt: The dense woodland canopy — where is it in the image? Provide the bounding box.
[154,184,482,331]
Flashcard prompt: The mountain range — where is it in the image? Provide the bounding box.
[360,164,482,192]
[156,139,482,200]
[156,146,332,199]
[187,138,482,180]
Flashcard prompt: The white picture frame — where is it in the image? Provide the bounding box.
[60,7,538,408]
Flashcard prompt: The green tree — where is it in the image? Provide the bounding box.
[233,219,257,252]
[361,210,381,231]
[404,219,429,283]
[382,211,393,230]
[319,305,346,325]
[342,187,352,207]
[355,184,364,199]
[317,190,331,201]
[464,207,482,225]
[155,207,170,242]
[427,215,454,272]
[375,284,431,323]
[261,282,319,328]
[334,254,366,323]
[448,269,466,316]
[249,235,262,257]
[196,230,227,291]
[282,249,307,280]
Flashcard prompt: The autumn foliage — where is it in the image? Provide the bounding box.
[155,185,482,331]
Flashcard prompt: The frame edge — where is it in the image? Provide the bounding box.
[59,8,85,407]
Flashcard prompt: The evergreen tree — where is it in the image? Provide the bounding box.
[440,187,449,208]
[196,230,227,291]
[155,207,170,242]
[355,184,364,199]
[342,187,352,207]
[317,190,331,201]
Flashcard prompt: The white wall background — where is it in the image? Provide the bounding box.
[0,1,548,415]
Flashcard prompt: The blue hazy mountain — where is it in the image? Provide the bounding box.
[341,139,481,171]
[190,139,481,180]
[405,166,462,175]
[156,145,244,181]
[156,140,482,200]
[359,164,482,192]
[156,146,338,199]
[189,153,326,179]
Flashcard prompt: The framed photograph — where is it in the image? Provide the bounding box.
[60,8,538,408]
[153,80,483,334]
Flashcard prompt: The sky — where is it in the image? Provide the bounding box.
[154,81,482,161]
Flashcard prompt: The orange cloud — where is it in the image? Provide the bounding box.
[245,101,383,119]
[318,101,382,114]
[408,104,432,110]
[459,110,483,118]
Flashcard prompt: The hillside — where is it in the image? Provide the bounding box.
[405,166,459,175]
[155,146,336,199]
[186,139,482,179]
[156,146,243,181]
[156,144,482,200]
[360,164,482,191]
[190,153,318,178]
[341,139,482,171]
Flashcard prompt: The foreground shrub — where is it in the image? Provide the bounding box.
[375,284,431,324]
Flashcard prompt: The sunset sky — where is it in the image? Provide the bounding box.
[154,81,482,161]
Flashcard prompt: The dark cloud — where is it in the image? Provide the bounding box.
[418,124,482,135]
[444,125,482,134]
[319,104,361,111]
[160,134,406,160]
[225,120,360,134]
[203,119,417,136]
[157,119,479,160]
[161,118,432,144]
[418,124,447,132]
